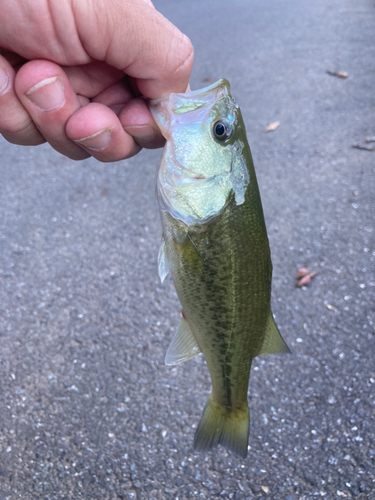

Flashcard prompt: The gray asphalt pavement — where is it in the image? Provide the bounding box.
[0,0,374,498]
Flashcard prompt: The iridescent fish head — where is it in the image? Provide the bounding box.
[149,79,249,226]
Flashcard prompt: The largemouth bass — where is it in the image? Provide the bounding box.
[149,79,290,458]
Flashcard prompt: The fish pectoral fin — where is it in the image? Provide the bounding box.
[158,239,170,283]
[257,311,291,357]
[165,317,201,366]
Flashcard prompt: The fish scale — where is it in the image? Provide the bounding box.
[150,79,290,458]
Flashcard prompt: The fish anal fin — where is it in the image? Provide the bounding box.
[158,239,170,283]
[194,394,250,458]
[257,311,291,357]
[165,317,201,366]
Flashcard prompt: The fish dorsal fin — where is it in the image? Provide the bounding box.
[165,317,201,365]
[256,311,291,357]
[158,239,170,283]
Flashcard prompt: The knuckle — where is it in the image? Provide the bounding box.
[1,130,45,146]
[63,148,91,161]
[179,34,194,60]
[171,34,194,78]
[0,119,45,146]
[0,118,30,136]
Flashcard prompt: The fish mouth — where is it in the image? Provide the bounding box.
[151,79,230,104]
[149,79,232,119]
[170,78,232,112]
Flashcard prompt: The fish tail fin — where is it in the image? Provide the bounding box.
[194,394,250,458]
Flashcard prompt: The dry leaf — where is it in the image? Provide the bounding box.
[325,304,336,311]
[264,121,280,133]
[261,486,269,493]
[327,70,348,79]
[352,143,375,152]
[337,492,347,498]
[295,268,317,287]
[353,136,375,151]
[296,268,309,279]
[296,275,311,287]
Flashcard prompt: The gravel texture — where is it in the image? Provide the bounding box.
[0,0,374,498]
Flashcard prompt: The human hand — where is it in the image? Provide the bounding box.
[0,0,193,161]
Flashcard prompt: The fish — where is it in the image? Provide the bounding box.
[149,79,290,458]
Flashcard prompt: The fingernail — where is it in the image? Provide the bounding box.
[0,66,9,93]
[123,125,155,142]
[74,129,112,151]
[26,76,65,111]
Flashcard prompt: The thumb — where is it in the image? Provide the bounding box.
[72,0,194,98]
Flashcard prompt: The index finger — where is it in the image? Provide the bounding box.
[72,0,194,99]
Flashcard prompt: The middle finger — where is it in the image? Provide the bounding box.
[15,59,90,160]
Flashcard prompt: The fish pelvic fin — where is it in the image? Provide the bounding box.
[158,239,170,283]
[194,394,250,458]
[256,310,291,357]
[165,317,201,365]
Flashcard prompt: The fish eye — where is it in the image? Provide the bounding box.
[213,120,232,141]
